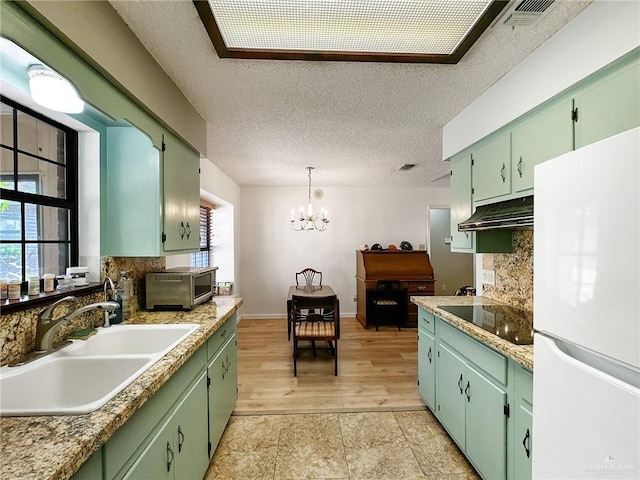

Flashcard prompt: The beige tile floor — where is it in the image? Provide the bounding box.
[205,410,480,480]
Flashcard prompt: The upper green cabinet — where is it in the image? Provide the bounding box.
[449,151,474,252]
[573,54,640,149]
[511,97,573,195]
[471,131,511,203]
[102,127,200,256]
[162,132,200,253]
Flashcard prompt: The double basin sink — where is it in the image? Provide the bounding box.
[0,324,199,416]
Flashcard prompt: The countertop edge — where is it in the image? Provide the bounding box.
[410,296,534,371]
[0,296,243,480]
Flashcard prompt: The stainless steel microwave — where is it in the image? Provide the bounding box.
[145,266,217,310]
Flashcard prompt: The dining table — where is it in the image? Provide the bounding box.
[287,285,339,340]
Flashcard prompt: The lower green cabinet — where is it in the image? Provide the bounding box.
[99,314,239,480]
[417,308,532,480]
[123,372,209,480]
[417,311,436,410]
[207,332,238,455]
[511,364,533,480]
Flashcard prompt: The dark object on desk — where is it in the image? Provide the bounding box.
[370,280,405,331]
[455,286,476,296]
[356,249,435,328]
[291,294,340,376]
[400,241,413,250]
[295,268,322,288]
[370,243,383,250]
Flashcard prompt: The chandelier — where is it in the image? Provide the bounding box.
[290,166,329,231]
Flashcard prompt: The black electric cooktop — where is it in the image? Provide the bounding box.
[437,305,533,345]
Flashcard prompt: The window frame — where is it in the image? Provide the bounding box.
[0,95,79,285]
[190,200,214,268]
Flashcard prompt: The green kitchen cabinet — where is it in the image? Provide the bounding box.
[465,363,508,480]
[471,130,511,204]
[104,347,207,480]
[449,150,474,252]
[449,150,513,254]
[102,127,200,256]
[573,53,640,150]
[435,338,508,480]
[510,364,533,480]
[122,371,209,480]
[435,341,467,448]
[207,317,239,456]
[71,449,102,480]
[511,97,573,194]
[161,131,201,253]
[417,310,436,410]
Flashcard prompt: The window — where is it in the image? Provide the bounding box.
[190,201,214,268]
[0,96,78,283]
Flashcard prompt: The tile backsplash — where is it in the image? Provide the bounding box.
[0,256,165,366]
[482,230,533,312]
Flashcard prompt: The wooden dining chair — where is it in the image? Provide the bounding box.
[370,280,405,331]
[291,294,339,376]
[295,268,322,288]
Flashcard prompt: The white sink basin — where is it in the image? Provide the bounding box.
[0,324,199,416]
[62,324,199,356]
[0,356,153,415]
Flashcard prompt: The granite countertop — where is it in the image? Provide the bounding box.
[411,296,534,370]
[0,296,243,480]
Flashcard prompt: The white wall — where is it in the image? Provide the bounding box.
[443,0,640,159]
[239,185,450,317]
[166,158,242,293]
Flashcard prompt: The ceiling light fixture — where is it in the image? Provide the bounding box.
[27,64,84,114]
[290,167,329,232]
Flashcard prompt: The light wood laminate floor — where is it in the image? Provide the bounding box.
[208,317,479,479]
[234,317,425,414]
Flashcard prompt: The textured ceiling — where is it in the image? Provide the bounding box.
[109,1,590,187]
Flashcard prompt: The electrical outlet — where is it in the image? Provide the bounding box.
[353,295,357,302]
[442,284,447,291]
[482,269,495,286]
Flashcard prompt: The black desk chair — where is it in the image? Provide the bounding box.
[291,294,339,376]
[371,280,404,331]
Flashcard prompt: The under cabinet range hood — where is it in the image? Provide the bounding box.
[458,195,533,231]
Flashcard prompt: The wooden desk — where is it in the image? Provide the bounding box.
[287,285,339,340]
[355,250,435,328]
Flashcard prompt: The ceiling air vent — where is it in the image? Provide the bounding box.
[398,163,417,171]
[494,0,556,28]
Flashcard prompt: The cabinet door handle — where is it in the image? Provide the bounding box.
[417,285,426,291]
[185,222,191,239]
[458,374,463,394]
[179,221,186,239]
[427,346,432,364]
[500,163,506,183]
[166,442,174,472]
[465,381,471,402]
[522,428,531,458]
[177,425,185,453]
[517,156,523,178]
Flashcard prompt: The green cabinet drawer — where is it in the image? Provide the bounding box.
[207,314,237,361]
[438,319,507,385]
[418,309,436,334]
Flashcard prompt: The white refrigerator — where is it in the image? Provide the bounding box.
[533,127,640,479]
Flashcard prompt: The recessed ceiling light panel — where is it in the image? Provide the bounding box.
[194,0,509,63]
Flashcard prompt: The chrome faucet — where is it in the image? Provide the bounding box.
[103,277,117,327]
[35,296,119,352]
